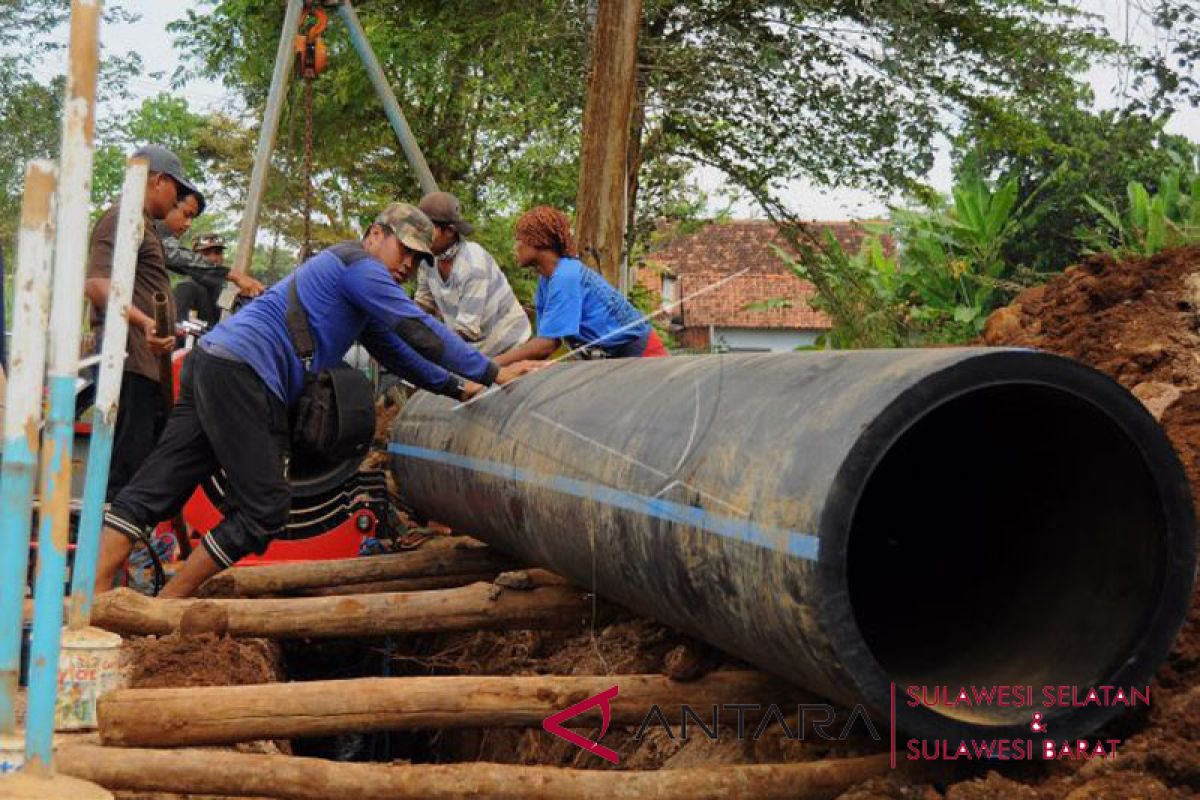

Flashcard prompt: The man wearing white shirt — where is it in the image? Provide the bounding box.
[414,192,531,357]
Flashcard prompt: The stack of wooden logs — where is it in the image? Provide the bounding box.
[63,537,894,799]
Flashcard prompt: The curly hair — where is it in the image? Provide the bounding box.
[515,206,578,257]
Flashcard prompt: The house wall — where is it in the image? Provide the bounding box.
[710,326,821,352]
[676,327,711,351]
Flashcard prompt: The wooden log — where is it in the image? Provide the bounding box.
[92,583,596,639]
[58,744,891,800]
[293,572,499,597]
[99,670,810,747]
[198,539,519,597]
[295,568,569,597]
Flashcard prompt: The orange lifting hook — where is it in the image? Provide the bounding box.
[295,5,329,78]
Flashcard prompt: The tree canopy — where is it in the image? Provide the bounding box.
[168,1,1157,250]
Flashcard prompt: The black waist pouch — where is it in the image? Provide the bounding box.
[292,364,375,461]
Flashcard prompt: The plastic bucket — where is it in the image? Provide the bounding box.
[55,627,122,731]
[0,733,22,775]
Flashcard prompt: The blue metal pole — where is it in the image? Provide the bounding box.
[25,378,75,766]
[67,158,148,630]
[24,0,101,773]
[338,1,439,196]
[0,162,56,735]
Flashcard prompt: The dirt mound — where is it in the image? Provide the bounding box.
[123,632,282,689]
[982,246,1200,387]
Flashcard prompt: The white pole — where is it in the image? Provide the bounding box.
[68,157,149,629]
[25,0,102,774]
[0,161,57,735]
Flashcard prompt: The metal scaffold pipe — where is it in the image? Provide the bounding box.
[390,349,1195,742]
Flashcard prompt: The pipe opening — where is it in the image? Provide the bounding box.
[847,383,1167,726]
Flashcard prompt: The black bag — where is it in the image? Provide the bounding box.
[286,243,376,460]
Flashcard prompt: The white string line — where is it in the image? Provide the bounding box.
[455,266,752,410]
[529,410,748,516]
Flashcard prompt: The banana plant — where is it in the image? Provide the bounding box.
[1084,168,1200,256]
[890,163,1051,338]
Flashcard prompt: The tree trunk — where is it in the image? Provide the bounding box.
[575,0,644,288]
[91,583,597,639]
[59,744,892,800]
[623,6,671,263]
[98,670,808,747]
[196,539,519,597]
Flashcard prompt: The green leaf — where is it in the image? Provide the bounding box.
[1128,181,1151,236]
[953,305,980,323]
[1146,196,1167,254]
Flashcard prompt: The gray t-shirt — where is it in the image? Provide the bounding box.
[415,240,531,357]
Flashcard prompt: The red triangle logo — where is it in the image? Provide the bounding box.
[542,684,620,764]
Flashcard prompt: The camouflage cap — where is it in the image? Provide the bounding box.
[374,202,434,256]
[194,233,226,251]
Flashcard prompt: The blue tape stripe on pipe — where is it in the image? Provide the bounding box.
[388,443,820,561]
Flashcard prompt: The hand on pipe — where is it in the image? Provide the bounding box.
[140,315,176,355]
[496,360,546,385]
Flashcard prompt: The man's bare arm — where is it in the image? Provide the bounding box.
[493,336,557,366]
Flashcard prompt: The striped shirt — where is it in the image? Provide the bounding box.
[414,240,531,357]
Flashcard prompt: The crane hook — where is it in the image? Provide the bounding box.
[294,5,328,78]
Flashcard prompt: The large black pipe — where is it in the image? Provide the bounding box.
[390,349,1195,741]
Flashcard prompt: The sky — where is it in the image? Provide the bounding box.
[61,0,1200,221]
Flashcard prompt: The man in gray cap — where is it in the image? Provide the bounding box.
[92,202,540,598]
[85,144,200,500]
[414,191,531,357]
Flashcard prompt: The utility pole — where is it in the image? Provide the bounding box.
[574,0,643,290]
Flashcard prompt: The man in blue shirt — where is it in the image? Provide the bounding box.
[93,203,536,598]
[494,206,668,365]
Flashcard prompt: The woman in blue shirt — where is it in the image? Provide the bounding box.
[494,206,668,365]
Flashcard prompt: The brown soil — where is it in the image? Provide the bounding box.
[123,631,282,689]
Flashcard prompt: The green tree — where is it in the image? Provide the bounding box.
[961,105,1198,272]
[632,0,1116,221]
[0,1,139,256]
[171,1,1148,269]
[170,0,586,262]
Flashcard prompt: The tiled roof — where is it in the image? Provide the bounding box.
[646,219,880,276]
[637,220,883,331]
[679,271,831,329]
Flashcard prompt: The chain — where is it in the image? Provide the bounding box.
[301,69,315,263]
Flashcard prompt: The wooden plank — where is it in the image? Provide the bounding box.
[59,744,891,800]
[98,670,809,747]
